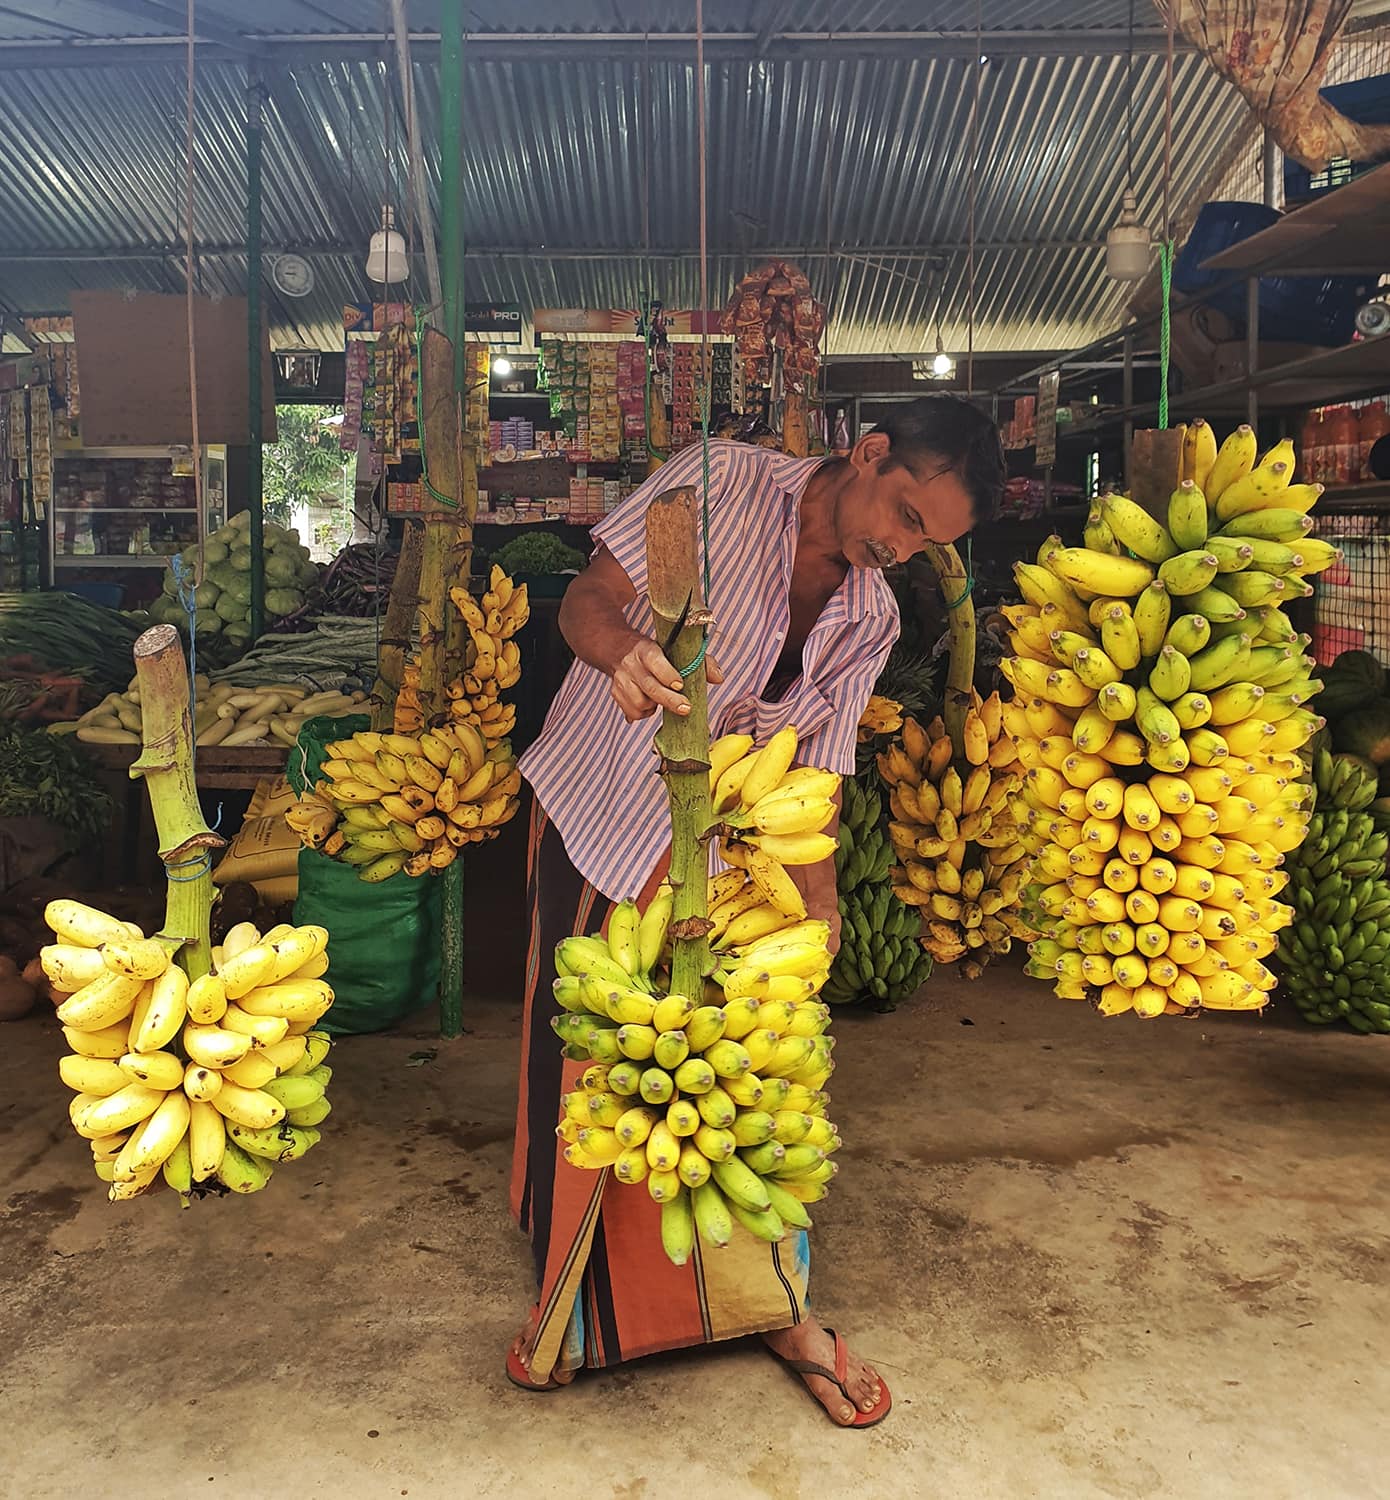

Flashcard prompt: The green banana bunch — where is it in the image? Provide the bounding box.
[1280,746,1390,1033]
[825,770,933,1008]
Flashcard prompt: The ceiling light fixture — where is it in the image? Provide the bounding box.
[365,205,409,284]
[492,356,514,378]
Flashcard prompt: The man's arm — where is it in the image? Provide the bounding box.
[558,547,724,722]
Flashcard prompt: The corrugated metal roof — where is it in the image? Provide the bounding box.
[10,10,1385,356]
[0,41,1261,355]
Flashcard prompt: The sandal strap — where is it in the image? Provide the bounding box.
[826,1327,849,1386]
[781,1358,848,1395]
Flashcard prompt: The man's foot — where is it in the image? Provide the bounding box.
[508,1305,575,1388]
[762,1318,885,1425]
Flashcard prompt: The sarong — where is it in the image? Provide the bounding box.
[509,801,810,1382]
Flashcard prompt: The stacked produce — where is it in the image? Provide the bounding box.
[877,691,1030,973]
[60,677,367,749]
[855,694,905,748]
[287,565,528,879]
[1280,747,1390,1033]
[289,723,522,879]
[44,904,335,1200]
[822,765,933,1008]
[298,542,398,623]
[209,617,380,692]
[146,512,319,652]
[557,728,842,1264]
[0,656,84,724]
[0,592,143,697]
[1003,422,1338,1017]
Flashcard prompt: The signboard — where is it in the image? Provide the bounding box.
[1035,369,1061,468]
[341,301,522,342]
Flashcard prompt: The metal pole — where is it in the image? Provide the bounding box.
[1122,329,1134,489]
[388,0,444,322]
[440,0,464,390]
[437,0,465,1040]
[247,67,265,642]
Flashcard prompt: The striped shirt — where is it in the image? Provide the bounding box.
[519,441,900,900]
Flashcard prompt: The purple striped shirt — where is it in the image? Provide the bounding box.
[519,441,900,900]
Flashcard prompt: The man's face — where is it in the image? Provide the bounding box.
[834,436,976,570]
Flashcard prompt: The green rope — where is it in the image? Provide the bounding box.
[413,307,458,510]
[943,535,976,610]
[1159,239,1174,431]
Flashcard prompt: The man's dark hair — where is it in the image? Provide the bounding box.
[876,395,1006,523]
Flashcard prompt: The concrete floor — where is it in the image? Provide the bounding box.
[3,962,1389,1500]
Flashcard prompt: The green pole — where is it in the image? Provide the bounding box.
[247,67,265,643]
[438,0,466,1040]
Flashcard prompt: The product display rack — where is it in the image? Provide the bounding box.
[47,444,227,578]
[994,163,1390,475]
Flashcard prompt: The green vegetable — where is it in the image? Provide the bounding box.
[491,531,587,578]
[0,593,143,696]
[1,725,111,835]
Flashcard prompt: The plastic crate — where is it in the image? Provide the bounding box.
[1284,74,1390,205]
[1174,201,1373,347]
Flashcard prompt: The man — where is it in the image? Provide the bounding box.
[508,395,1004,1425]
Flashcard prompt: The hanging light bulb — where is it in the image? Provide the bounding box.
[1105,190,1153,282]
[492,356,513,378]
[366,205,409,284]
[931,333,955,380]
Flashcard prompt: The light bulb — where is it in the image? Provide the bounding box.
[492,356,513,378]
[932,350,954,378]
[1105,191,1152,282]
[366,205,409,284]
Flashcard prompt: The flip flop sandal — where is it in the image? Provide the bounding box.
[505,1337,567,1392]
[767,1327,893,1429]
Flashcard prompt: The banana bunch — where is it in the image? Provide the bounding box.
[711,725,841,871]
[822,775,932,1007]
[448,564,529,747]
[288,721,522,881]
[876,690,1030,975]
[1002,422,1338,1018]
[42,903,335,1201]
[856,694,904,744]
[1280,747,1390,1034]
[552,885,839,1267]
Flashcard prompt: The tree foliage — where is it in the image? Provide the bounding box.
[262,405,348,527]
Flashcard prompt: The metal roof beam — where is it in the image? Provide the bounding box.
[0,28,1191,69]
[78,0,264,56]
[0,239,1103,261]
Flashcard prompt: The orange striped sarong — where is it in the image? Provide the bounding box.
[509,803,810,1381]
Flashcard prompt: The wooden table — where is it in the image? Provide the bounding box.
[82,741,289,885]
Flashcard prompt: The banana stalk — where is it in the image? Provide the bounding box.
[128,625,226,981]
[646,485,714,999]
[924,542,975,754]
[370,519,425,731]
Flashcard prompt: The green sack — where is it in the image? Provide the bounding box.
[289,713,441,1035]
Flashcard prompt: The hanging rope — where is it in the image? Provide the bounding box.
[182,0,206,748]
[1159,239,1174,430]
[694,0,713,611]
[967,0,982,395]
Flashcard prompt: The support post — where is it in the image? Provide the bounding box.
[247,68,265,643]
[646,487,713,999]
[129,625,226,980]
[370,518,425,729]
[924,542,975,753]
[1121,329,1134,490]
[1246,276,1260,430]
[437,0,467,1040]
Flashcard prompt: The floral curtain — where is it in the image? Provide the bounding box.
[1160,0,1390,170]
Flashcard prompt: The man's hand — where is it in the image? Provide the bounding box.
[610,636,723,722]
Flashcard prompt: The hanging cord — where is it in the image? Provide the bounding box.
[182,0,205,747]
[967,0,982,394]
[694,0,712,610]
